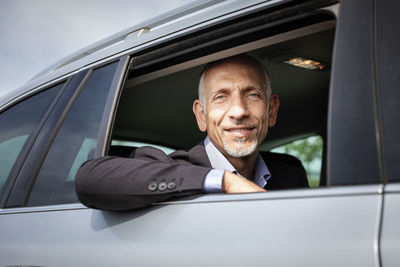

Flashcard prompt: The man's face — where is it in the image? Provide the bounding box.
[194,61,279,158]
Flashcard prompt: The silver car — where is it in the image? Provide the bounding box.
[0,0,399,266]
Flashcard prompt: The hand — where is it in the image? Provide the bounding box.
[222,171,267,193]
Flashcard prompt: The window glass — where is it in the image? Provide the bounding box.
[0,135,28,182]
[28,62,118,206]
[0,85,60,199]
[270,136,323,187]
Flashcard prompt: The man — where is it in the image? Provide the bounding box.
[75,54,308,211]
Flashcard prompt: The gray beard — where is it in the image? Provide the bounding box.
[222,137,258,158]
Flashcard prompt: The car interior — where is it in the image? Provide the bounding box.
[109,20,336,188]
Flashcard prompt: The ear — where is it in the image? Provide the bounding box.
[193,100,207,132]
[268,94,280,127]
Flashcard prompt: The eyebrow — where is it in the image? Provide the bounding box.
[243,86,262,91]
[212,85,262,93]
[210,88,230,95]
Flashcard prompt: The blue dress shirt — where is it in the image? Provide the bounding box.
[202,136,271,193]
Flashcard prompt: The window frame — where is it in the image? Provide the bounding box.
[110,0,381,189]
[108,3,337,186]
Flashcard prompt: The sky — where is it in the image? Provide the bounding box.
[0,0,192,98]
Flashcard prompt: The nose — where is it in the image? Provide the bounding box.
[227,94,249,120]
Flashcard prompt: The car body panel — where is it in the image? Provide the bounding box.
[381,183,400,267]
[0,185,381,266]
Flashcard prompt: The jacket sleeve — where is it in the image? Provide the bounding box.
[75,146,211,211]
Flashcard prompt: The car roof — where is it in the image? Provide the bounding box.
[0,0,274,106]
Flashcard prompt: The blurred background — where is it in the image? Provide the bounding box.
[0,0,191,97]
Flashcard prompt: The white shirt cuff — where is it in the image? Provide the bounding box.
[203,169,224,193]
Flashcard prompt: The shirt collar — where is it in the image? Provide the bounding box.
[204,136,271,187]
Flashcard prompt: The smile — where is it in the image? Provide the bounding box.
[225,127,254,132]
[224,127,255,137]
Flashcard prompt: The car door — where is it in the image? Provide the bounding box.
[0,0,389,266]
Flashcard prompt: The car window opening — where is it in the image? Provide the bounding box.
[110,22,335,189]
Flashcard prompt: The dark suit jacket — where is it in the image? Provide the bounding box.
[75,143,308,211]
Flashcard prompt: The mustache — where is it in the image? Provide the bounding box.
[227,119,254,127]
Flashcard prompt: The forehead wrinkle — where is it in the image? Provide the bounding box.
[203,60,269,102]
[208,80,264,96]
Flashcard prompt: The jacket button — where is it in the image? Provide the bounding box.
[148,181,157,191]
[167,181,176,190]
[158,182,167,191]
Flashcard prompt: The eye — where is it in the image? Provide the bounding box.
[214,94,226,102]
[248,92,262,99]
